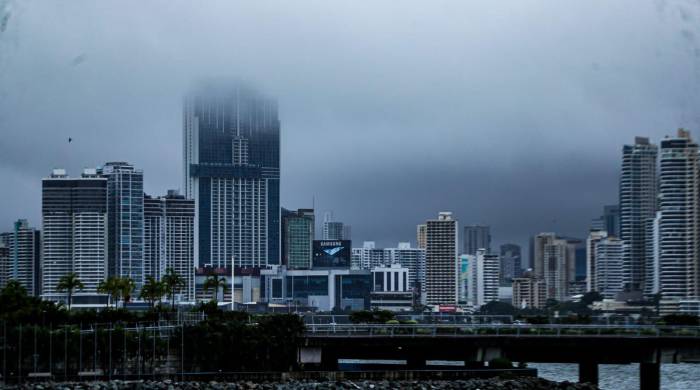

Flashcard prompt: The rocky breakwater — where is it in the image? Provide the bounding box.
[2,378,599,390]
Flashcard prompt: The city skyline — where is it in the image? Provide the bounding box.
[2,1,700,253]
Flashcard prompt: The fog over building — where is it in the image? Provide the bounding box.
[183,84,280,269]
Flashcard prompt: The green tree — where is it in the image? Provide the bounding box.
[140,276,164,308]
[0,280,32,318]
[118,277,136,305]
[97,276,123,307]
[652,293,662,317]
[56,272,84,310]
[581,291,604,305]
[479,300,516,316]
[161,268,185,309]
[203,274,228,302]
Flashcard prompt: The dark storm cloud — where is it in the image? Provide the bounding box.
[1,0,700,252]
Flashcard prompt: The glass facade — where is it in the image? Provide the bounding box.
[286,275,329,299]
[282,208,314,269]
[101,162,145,290]
[184,84,280,268]
[335,274,371,310]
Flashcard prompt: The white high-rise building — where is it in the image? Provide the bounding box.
[425,212,458,306]
[645,212,662,296]
[470,249,500,308]
[351,242,390,270]
[41,169,108,303]
[144,191,196,302]
[352,242,426,298]
[586,230,608,292]
[594,237,624,299]
[389,242,426,292]
[658,129,700,309]
[620,137,658,295]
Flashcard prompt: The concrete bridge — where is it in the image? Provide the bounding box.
[300,323,700,390]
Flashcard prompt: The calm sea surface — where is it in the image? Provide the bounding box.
[529,363,700,390]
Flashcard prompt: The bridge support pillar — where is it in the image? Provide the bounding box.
[640,362,660,390]
[406,355,426,369]
[578,361,598,386]
[318,348,338,371]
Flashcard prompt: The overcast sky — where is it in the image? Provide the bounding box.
[1,0,699,256]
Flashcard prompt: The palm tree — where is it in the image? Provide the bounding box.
[97,276,123,308]
[118,277,136,306]
[203,274,228,302]
[97,276,136,307]
[57,273,84,310]
[161,268,185,309]
[140,276,164,308]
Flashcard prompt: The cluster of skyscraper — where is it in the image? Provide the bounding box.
[511,131,700,314]
[2,83,699,315]
[584,131,700,313]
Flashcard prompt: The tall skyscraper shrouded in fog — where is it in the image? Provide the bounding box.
[619,137,657,295]
[463,224,491,255]
[100,162,145,291]
[425,212,458,305]
[41,169,108,303]
[183,84,280,268]
[657,129,700,308]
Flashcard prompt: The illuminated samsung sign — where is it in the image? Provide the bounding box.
[313,240,351,268]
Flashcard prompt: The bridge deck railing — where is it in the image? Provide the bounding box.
[304,323,700,338]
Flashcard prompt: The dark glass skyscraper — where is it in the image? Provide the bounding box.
[100,162,145,290]
[183,83,280,268]
[0,220,41,296]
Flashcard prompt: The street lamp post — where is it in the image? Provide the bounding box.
[231,257,235,311]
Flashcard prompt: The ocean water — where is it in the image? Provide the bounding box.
[529,363,700,390]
